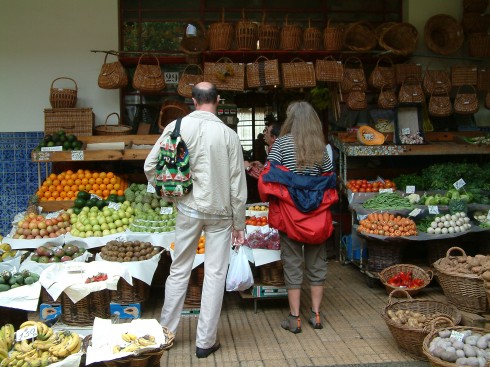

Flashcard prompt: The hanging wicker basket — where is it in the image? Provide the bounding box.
[379,22,419,56]
[343,21,377,52]
[424,14,464,55]
[49,77,78,108]
[323,20,345,51]
[258,12,279,50]
[158,100,191,131]
[180,20,208,56]
[235,9,258,50]
[94,113,133,136]
[303,19,322,51]
[280,14,302,51]
[208,8,234,51]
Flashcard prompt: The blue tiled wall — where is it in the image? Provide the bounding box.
[0,132,50,236]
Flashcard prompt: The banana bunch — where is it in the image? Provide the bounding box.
[0,323,15,356]
[18,322,53,342]
[113,333,156,353]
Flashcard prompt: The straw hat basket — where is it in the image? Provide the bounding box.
[343,21,377,52]
[379,22,418,56]
[158,100,191,131]
[49,77,78,108]
[381,289,461,360]
[468,32,490,58]
[379,264,433,297]
[463,0,489,12]
[424,14,464,55]
[94,113,133,136]
[180,20,208,62]
[258,12,279,50]
[208,8,234,51]
[235,9,258,50]
[280,14,302,51]
[323,20,344,51]
[303,19,322,51]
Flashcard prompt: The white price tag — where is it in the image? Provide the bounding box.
[401,128,411,135]
[16,326,37,341]
[379,188,394,193]
[45,211,62,219]
[164,72,179,84]
[41,146,63,152]
[453,178,466,190]
[363,133,374,140]
[147,183,156,193]
[428,205,439,215]
[450,330,465,342]
[408,208,421,217]
[90,194,102,200]
[108,202,121,210]
[405,185,416,194]
[71,150,84,161]
[160,206,173,215]
[35,152,51,161]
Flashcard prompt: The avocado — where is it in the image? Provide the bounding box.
[0,284,10,292]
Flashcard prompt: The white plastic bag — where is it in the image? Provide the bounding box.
[226,246,254,292]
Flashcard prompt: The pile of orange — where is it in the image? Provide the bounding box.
[169,235,206,254]
[36,169,128,202]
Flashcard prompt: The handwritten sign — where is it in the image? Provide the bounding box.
[160,207,173,215]
[428,205,439,215]
[405,185,415,194]
[16,326,37,341]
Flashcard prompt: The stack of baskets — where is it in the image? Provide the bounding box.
[259,261,285,286]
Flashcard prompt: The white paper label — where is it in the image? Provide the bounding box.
[160,207,173,215]
[90,194,102,200]
[450,330,465,342]
[401,128,411,135]
[164,72,179,84]
[147,183,156,193]
[363,133,374,140]
[41,146,63,152]
[108,202,121,210]
[408,208,421,217]
[16,326,37,341]
[379,188,394,193]
[406,185,416,194]
[453,178,466,190]
[428,205,439,215]
[71,150,84,161]
[34,151,51,161]
[45,211,62,219]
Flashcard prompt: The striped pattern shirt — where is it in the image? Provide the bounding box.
[267,134,333,175]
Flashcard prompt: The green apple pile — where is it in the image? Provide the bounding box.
[31,242,86,263]
[128,207,177,233]
[68,201,134,238]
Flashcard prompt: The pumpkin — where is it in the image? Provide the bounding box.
[357,125,386,145]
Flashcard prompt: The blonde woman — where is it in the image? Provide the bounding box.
[258,101,338,333]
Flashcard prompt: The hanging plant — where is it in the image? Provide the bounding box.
[308,86,331,111]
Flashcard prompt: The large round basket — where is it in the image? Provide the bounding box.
[379,264,433,297]
[102,327,175,367]
[259,261,285,286]
[323,20,345,51]
[343,21,377,52]
[381,289,461,360]
[157,100,191,131]
[422,325,489,367]
[49,77,78,108]
[111,277,150,304]
[433,247,488,314]
[61,289,111,326]
[424,14,464,56]
[208,8,234,51]
[94,113,133,136]
[379,22,418,56]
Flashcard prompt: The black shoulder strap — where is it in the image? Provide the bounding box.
[170,118,183,139]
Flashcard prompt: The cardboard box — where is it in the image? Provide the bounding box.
[110,302,141,319]
[39,303,62,322]
[250,284,287,298]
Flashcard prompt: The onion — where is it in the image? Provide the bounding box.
[448,227,455,234]
[441,227,448,234]
[445,214,451,220]
[428,227,435,234]
[435,227,442,234]
[443,221,450,227]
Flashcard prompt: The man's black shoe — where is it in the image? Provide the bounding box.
[196,342,220,358]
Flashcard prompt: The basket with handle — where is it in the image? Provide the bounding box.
[246,56,280,88]
[379,22,419,56]
[379,264,433,297]
[428,86,453,117]
[50,77,78,108]
[280,14,302,51]
[94,113,133,136]
[424,14,464,56]
[398,76,425,104]
[180,20,208,56]
[395,62,422,85]
[208,8,234,51]
[203,57,245,91]
[381,289,461,360]
[98,52,128,89]
[340,57,367,93]
[323,19,344,51]
[158,99,191,131]
[468,32,490,58]
[454,85,479,115]
[368,55,396,90]
[258,12,279,50]
[315,55,343,83]
[177,64,204,98]
[433,246,488,314]
[478,66,490,92]
[235,9,258,51]
[423,60,451,95]
[303,19,322,51]
[281,57,316,89]
[132,54,166,93]
[343,21,377,52]
[451,64,478,87]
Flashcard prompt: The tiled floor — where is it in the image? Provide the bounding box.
[143,260,443,367]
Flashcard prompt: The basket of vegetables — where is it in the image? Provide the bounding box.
[381,289,461,360]
[422,324,490,367]
[433,247,489,314]
[379,264,433,296]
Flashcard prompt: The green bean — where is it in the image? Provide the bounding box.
[362,193,413,210]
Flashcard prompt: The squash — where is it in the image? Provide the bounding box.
[357,125,385,146]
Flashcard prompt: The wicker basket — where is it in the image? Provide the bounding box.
[468,33,490,58]
[151,251,171,288]
[477,66,490,92]
[41,286,61,304]
[94,113,132,136]
[61,289,111,326]
[462,12,490,35]
[451,65,478,87]
[343,21,377,52]
[102,327,175,367]
[157,100,191,131]
[259,261,285,286]
[463,0,489,12]
[366,239,405,274]
[50,77,78,108]
[381,289,461,360]
[395,62,422,85]
[180,20,208,56]
[433,247,488,314]
[44,108,94,136]
[258,12,279,50]
[235,9,258,51]
[177,64,203,98]
[185,284,202,307]
[424,14,464,56]
[208,8,234,51]
[427,240,455,267]
[315,56,344,83]
[246,56,280,88]
[203,57,245,91]
[111,277,150,303]
[303,19,322,51]
[422,325,488,367]
[379,22,419,56]
[323,20,345,51]
[280,15,302,51]
[281,57,316,89]
[379,264,433,296]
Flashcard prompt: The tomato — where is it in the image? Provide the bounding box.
[366,188,372,192]
[372,187,379,192]
[359,188,366,192]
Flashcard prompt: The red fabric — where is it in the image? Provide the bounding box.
[258,165,338,245]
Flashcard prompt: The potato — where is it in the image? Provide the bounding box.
[476,336,489,349]
[463,344,477,357]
